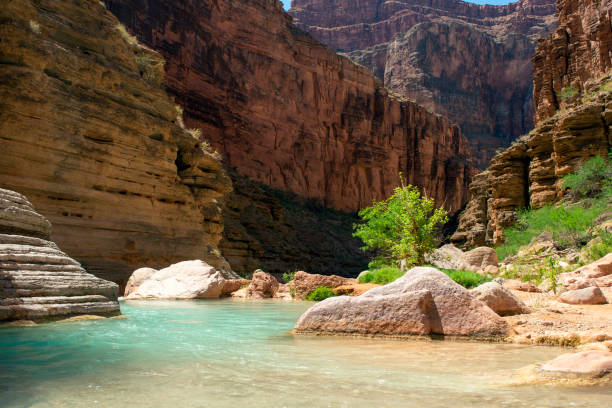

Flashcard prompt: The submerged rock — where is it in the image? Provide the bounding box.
[294,267,508,337]
[470,281,530,316]
[126,260,225,300]
[541,350,612,375]
[0,188,120,322]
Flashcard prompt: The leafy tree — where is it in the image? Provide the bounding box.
[353,179,448,267]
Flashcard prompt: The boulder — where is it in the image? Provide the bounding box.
[246,270,279,299]
[462,247,498,272]
[470,281,531,316]
[425,244,466,270]
[541,350,612,375]
[124,267,157,297]
[126,260,224,300]
[289,271,355,300]
[559,287,608,305]
[221,279,250,296]
[294,267,508,337]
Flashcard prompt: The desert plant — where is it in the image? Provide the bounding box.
[557,85,579,102]
[358,266,404,285]
[353,177,448,267]
[306,286,336,301]
[116,23,137,45]
[281,271,296,283]
[581,231,612,264]
[135,54,165,85]
[563,154,612,199]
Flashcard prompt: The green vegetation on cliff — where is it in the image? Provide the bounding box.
[306,286,336,301]
[496,152,612,261]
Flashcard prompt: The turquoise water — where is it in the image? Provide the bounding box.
[1,299,610,407]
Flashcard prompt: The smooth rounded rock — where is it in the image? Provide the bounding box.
[541,350,612,375]
[246,270,279,299]
[124,268,157,297]
[126,260,224,300]
[559,287,608,305]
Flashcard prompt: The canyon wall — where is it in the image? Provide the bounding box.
[290,0,557,167]
[220,173,368,278]
[452,0,612,248]
[0,0,232,287]
[533,0,612,121]
[105,0,473,214]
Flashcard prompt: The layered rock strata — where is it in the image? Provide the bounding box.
[0,0,232,286]
[533,0,612,121]
[452,84,612,247]
[0,188,120,322]
[105,0,473,214]
[291,0,557,167]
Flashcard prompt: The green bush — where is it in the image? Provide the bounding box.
[582,231,612,264]
[281,271,296,283]
[557,85,579,102]
[353,178,448,268]
[563,154,612,199]
[358,266,404,285]
[496,204,603,260]
[306,286,336,301]
[438,268,491,289]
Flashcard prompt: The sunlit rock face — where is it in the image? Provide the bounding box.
[290,0,557,168]
[0,0,232,287]
[105,0,473,215]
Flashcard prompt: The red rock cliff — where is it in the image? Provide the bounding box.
[105,0,473,214]
[290,0,557,168]
[533,0,612,121]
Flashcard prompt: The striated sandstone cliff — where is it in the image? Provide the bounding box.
[291,0,557,167]
[0,0,232,287]
[105,0,473,214]
[1,188,120,322]
[533,0,612,121]
[452,80,612,248]
[453,0,612,248]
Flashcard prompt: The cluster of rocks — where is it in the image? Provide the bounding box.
[425,244,499,274]
[1,188,120,322]
[556,253,612,305]
[294,267,514,337]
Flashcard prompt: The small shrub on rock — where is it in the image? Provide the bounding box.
[438,268,491,289]
[357,266,404,284]
[306,286,336,301]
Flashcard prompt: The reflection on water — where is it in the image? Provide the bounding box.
[0,299,610,407]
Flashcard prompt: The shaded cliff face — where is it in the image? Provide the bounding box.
[533,0,612,121]
[105,0,473,214]
[0,0,232,286]
[220,173,369,278]
[453,0,612,248]
[291,0,557,167]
